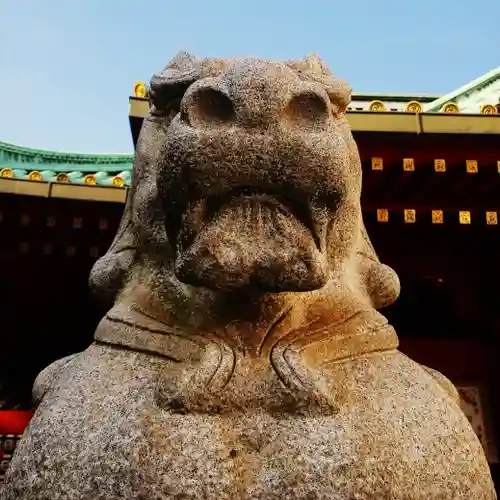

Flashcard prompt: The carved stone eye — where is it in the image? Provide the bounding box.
[183,87,236,127]
[285,92,329,128]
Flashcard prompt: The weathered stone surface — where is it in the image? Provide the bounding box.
[1,52,496,499]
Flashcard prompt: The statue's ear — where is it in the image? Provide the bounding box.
[357,220,401,309]
[90,53,201,306]
[287,54,351,111]
[300,53,331,75]
[150,51,201,109]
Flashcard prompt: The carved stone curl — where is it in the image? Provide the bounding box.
[1,52,495,500]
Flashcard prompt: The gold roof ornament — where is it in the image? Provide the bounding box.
[404,209,416,223]
[431,210,444,224]
[459,211,471,224]
[371,158,383,171]
[368,100,387,112]
[377,208,389,222]
[403,158,415,171]
[405,101,423,113]
[112,176,125,187]
[28,171,42,181]
[434,159,446,172]
[0,168,14,178]
[133,82,148,98]
[466,160,478,173]
[442,102,460,113]
[84,174,97,186]
[480,104,498,114]
[486,211,498,225]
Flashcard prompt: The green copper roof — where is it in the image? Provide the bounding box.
[0,141,134,186]
[424,67,500,112]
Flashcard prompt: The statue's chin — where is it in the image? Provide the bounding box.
[174,196,329,293]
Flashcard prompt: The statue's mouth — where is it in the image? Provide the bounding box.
[183,187,320,251]
[171,186,330,293]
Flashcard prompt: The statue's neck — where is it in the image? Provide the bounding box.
[105,285,301,355]
[95,281,398,363]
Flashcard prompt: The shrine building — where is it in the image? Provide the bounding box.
[1,67,500,487]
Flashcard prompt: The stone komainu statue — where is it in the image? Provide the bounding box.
[1,53,496,500]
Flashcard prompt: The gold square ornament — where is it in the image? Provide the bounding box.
[377,209,389,222]
[432,210,444,224]
[371,158,383,171]
[434,159,446,172]
[404,209,416,223]
[72,217,83,229]
[486,211,498,225]
[459,211,471,224]
[403,158,415,171]
[466,160,478,173]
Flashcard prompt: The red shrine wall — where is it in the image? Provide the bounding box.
[1,184,500,476]
[355,132,500,166]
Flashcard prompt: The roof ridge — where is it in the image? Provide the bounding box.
[0,141,134,163]
[424,67,500,112]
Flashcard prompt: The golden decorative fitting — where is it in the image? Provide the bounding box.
[56,173,69,183]
[46,216,56,228]
[403,158,415,171]
[28,171,42,181]
[405,101,423,113]
[0,168,14,178]
[466,160,478,173]
[72,217,83,229]
[434,159,446,172]
[112,176,125,187]
[480,104,497,114]
[404,209,416,223]
[377,209,389,222]
[371,158,383,171]
[486,211,498,225]
[133,81,147,98]
[498,161,500,174]
[84,174,97,186]
[459,211,471,224]
[442,102,459,113]
[368,100,387,112]
[432,210,443,224]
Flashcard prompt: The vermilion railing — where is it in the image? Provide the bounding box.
[0,411,33,435]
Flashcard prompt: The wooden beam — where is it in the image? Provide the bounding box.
[128,97,500,136]
[0,178,128,203]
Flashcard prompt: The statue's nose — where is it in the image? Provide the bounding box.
[180,67,331,130]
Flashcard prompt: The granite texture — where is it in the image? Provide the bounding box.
[1,52,496,499]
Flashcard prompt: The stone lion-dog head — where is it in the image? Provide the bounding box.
[90,52,400,357]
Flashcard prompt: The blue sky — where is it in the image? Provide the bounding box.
[1,0,498,154]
